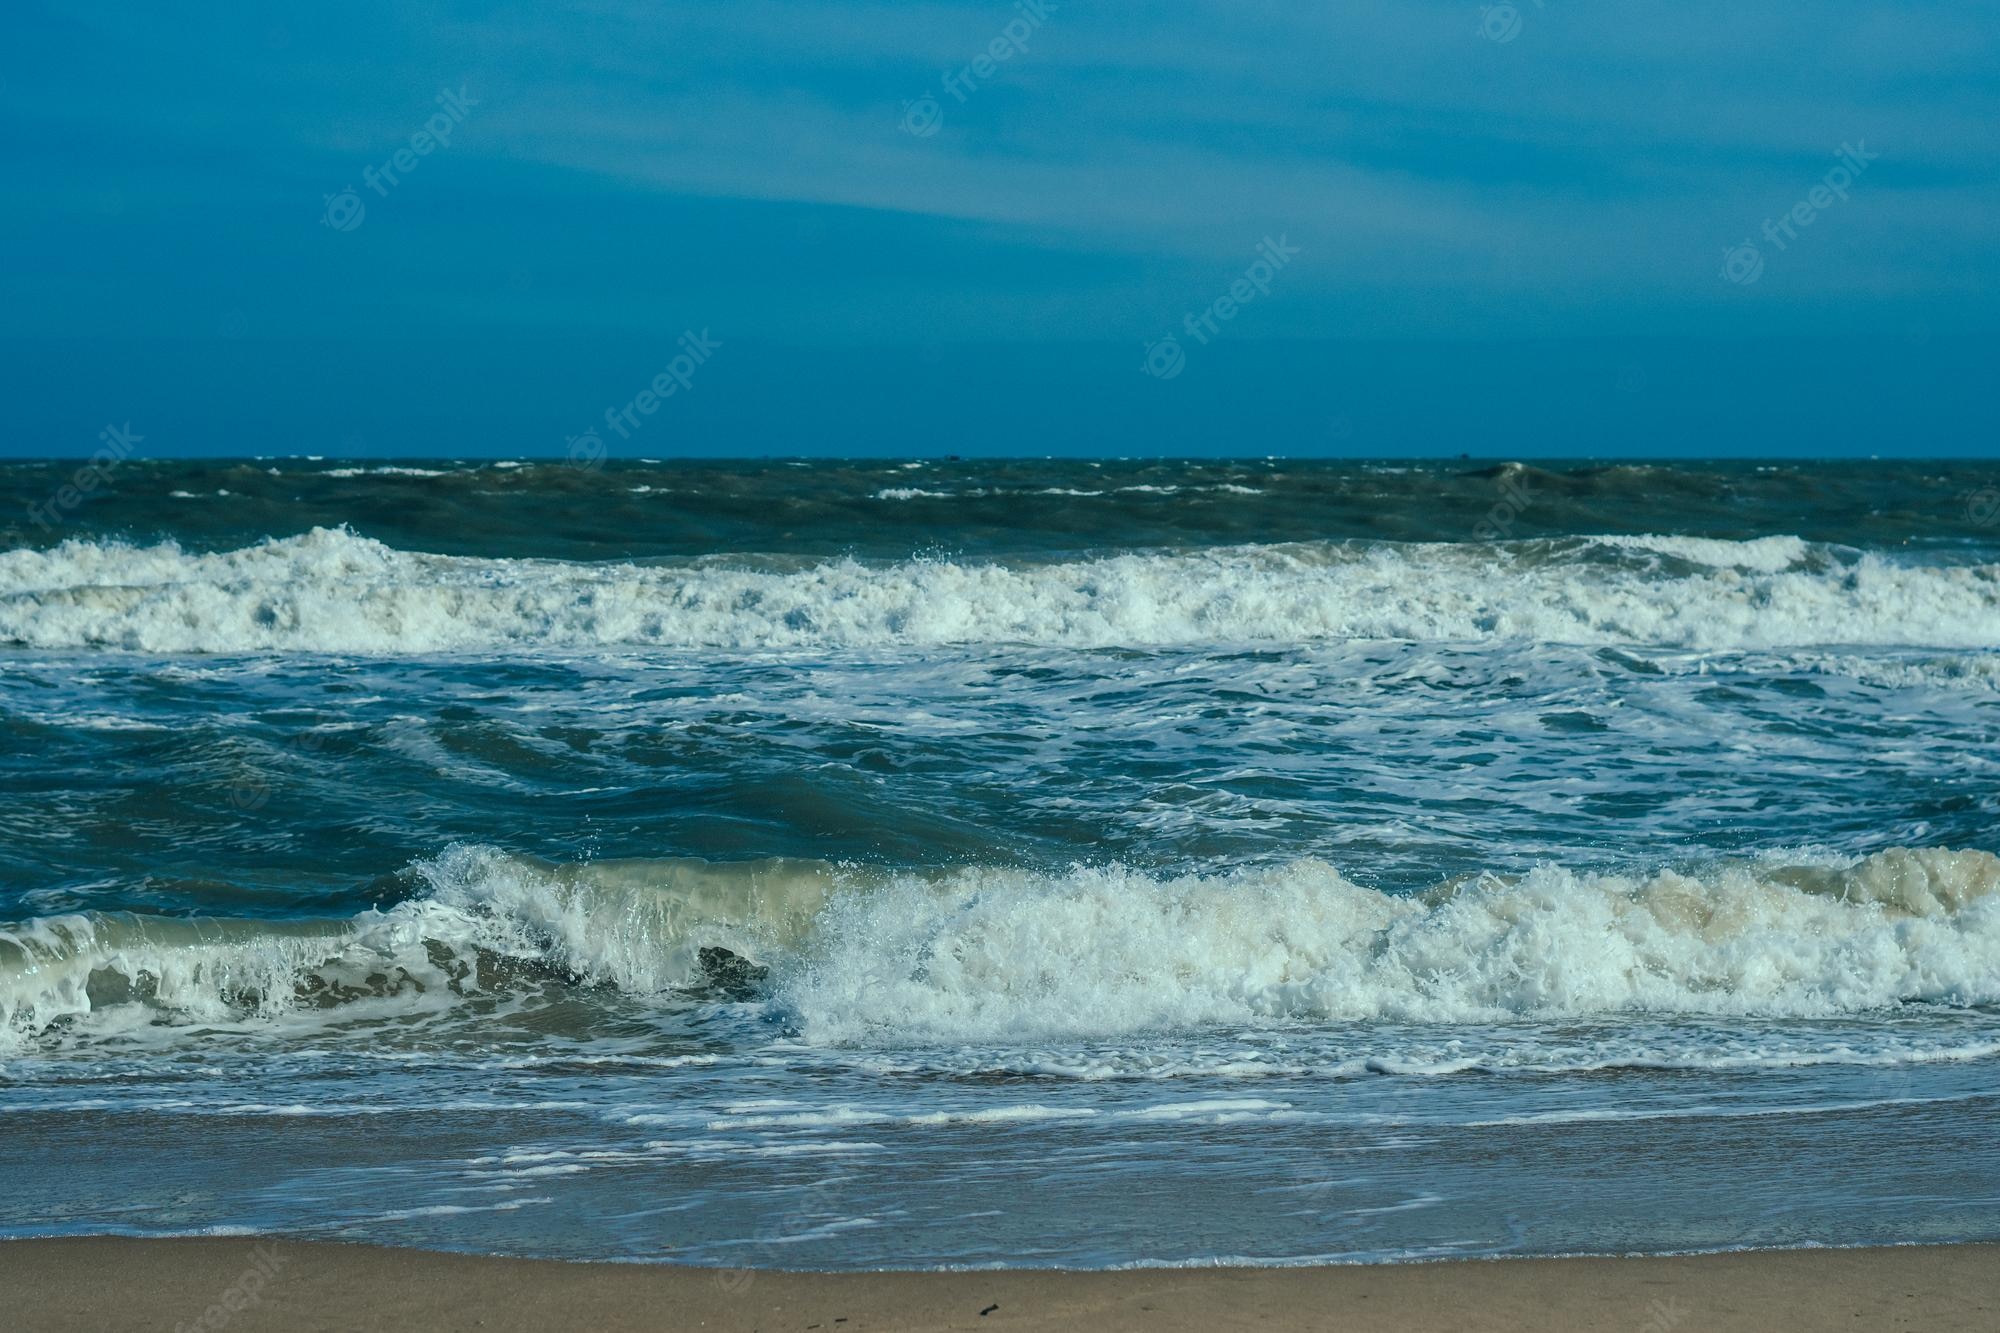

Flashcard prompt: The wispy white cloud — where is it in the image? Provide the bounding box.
[5,0,1998,340]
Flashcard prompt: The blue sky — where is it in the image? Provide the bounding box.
[3,1,1997,455]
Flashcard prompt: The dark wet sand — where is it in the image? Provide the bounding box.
[4,1237,1995,1332]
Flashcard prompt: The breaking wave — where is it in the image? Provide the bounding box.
[2,527,1997,653]
[6,845,2000,1050]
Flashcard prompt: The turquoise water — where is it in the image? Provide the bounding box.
[2,457,1998,1265]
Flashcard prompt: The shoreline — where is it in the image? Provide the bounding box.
[4,1237,1995,1332]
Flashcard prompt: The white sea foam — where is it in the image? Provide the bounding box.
[779,847,2000,1043]
[1583,534,1812,573]
[6,846,2000,1051]
[1,527,1995,654]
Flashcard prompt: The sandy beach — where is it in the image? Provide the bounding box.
[3,1238,1993,1332]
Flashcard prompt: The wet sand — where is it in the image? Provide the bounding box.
[3,1237,1994,1332]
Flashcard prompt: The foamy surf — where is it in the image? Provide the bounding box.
[2,527,1997,653]
[7,846,2000,1051]
[8,459,1999,1266]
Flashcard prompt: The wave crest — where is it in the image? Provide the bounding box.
[5,846,2000,1049]
[2,528,1996,653]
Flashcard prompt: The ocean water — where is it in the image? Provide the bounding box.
[3,457,1999,1267]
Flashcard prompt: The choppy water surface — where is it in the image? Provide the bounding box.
[2,457,1998,1266]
